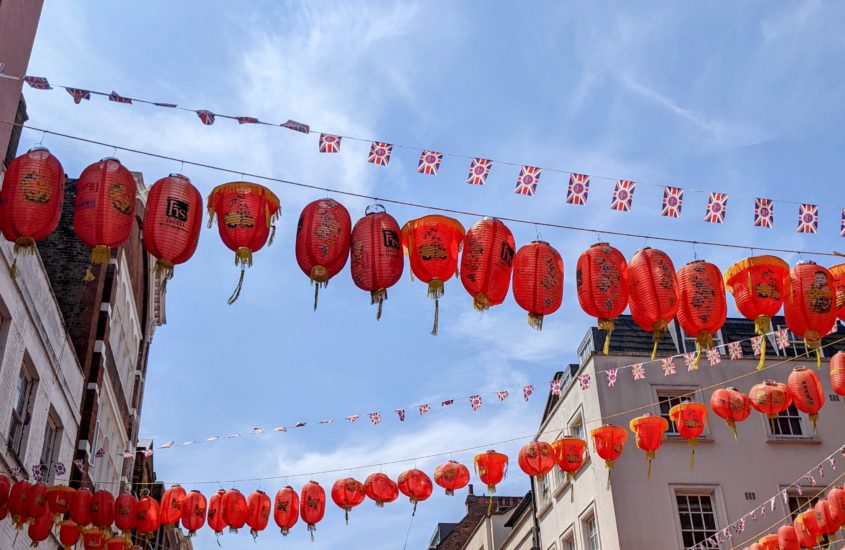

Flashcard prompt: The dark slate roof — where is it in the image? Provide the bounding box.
[588,315,677,356]
[503,491,533,528]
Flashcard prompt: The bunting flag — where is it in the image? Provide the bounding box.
[294,422,306,428]
[706,348,721,366]
[10,467,21,476]
[419,404,430,415]
[661,186,684,218]
[395,409,406,421]
[632,363,646,381]
[319,133,342,153]
[704,192,728,223]
[661,357,676,376]
[751,336,764,356]
[367,141,393,166]
[108,90,132,104]
[566,173,590,205]
[346,415,360,423]
[776,328,790,350]
[441,399,454,407]
[797,203,818,234]
[728,341,744,360]
[605,368,618,387]
[417,150,443,175]
[23,76,51,89]
[369,412,381,425]
[470,395,482,411]
[143,449,154,458]
[610,180,636,211]
[523,385,534,401]
[196,110,215,125]
[121,451,133,459]
[320,420,334,425]
[236,116,259,125]
[497,391,509,401]
[683,352,697,371]
[550,379,562,396]
[73,459,85,470]
[466,158,493,185]
[281,119,310,133]
[153,101,178,108]
[579,374,591,390]
[31,464,42,481]
[754,198,774,228]
[514,165,541,196]
[733,518,746,534]
[206,436,220,441]
[54,462,66,476]
[65,87,91,104]
[841,209,845,237]
[226,434,240,439]
[95,448,105,458]
[251,427,264,435]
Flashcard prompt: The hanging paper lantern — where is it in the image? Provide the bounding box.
[815,499,838,536]
[777,524,800,550]
[709,387,753,439]
[206,489,226,537]
[794,511,819,548]
[207,182,280,304]
[433,461,470,496]
[74,158,136,280]
[0,147,65,277]
[59,519,81,549]
[784,261,837,366]
[401,215,465,334]
[676,260,727,369]
[668,401,708,469]
[397,469,433,515]
[181,490,207,537]
[517,441,556,480]
[27,508,52,547]
[576,243,628,354]
[46,484,73,518]
[27,482,48,523]
[8,480,32,529]
[725,256,789,370]
[81,527,106,550]
[295,198,352,310]
[160,484,186,528]
[105,537,132,550]
[135,491,161,537]
[222,488,247,534]
[551,438,588,484]
[757,534,780,550]
[90,489,114,530]
[627,247,678,358]
[70,487,93,527]
[788,366,825,431]
[590,425,627,488]
[350,205,404,319]
[828,487,845,527]
[511,241,564,331]
[831,351,845,396]
[629,414,669,479]
[0,503,6,522]
[473,451,509,496]
[113,492,137,534]
[0,474,9,506]
[273,486,299,536]
[142,174,203,284]
[300,481,326,541]
[331,478,366,524]
[364,473,399,506]
[830,263,845,321]
[460,218,516,311]
[750,380,793,434]
[246,490,271,539]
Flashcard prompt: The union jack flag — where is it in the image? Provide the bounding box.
[467,158,493,185]
[417,150,442,175]
[707,348,721,366]
[54,462,67,476]
[514,165,541,196]
[23,76,51,89]
[153,102,178,108]
[728,341,743,360]
[632,363,646,381]
[754,198,774,228]
[797,203,818,234]
[395,409,406,422]
[72,459,85,471]
[523,385,533,401]
[108,90,132,104]
[95,447,105,458]
[605,368,618,388]
[704,192,728,223]
[182,440,196,446]
[750,509,757,522]
[442,399,454,407]
[683,352,697,371]
[65,87,91,104]
[251,427,264,435]
[319,133,342,153]
[661,187,684,218]
[196,110,215,125]
[31,464,42,481]
[497,391,509,401]
[776,328,790,350]
[610,180,636,211]
[419,404,430,415]
[369,412,381,425]
[121,451,133,458]
[236,116,259,124]
[578,374,591,390]
[751,336,764,356]
[566,174,590,205]
[470,395,482,410]
[550,379,562,395]
[10,467,22,476]
[346,415,359,423]
[207,435,220,441]
[281,119,310,133]
[295,421,306,428]
[661,357,676,376]
[160,441,175,449]
[841,209,845,237]
[733,518,746,534]
[368,141,393,166]
[226,433,240,439]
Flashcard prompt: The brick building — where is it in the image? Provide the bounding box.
[428,487,525,549]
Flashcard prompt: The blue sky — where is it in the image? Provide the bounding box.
[18,1,845,548]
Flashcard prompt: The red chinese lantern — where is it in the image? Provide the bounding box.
[295,199,352,310]
[725,256,789,370]
[0,503,6,521]
[364,473,399,506]
[0,474,9,506]
[142,174,203,284]
[784,261,837,367]
[181,490,207,537]
[70,487,92,527]
[0,147,65,278]
[8,480,32,529]
[90,490,114,530]
[160,484,186,528]
[59,519,81,548]
[273,486,299,536]
[788,366,825,431]
[591,425,628,487]
[460,218,516,311]
[81,527,106,550]
[134,491,161,537]
[777,524,800,550]
[757,534,780,550]
[27,482,48,523]
[709,387,752,439]
[676,260,727,369]
[105,537,132,550]
[551,438,587,502]
[331,478,366,524]
[831,351,845,396]
[27,508,52,547]
[222,488,247,533]
[398,469,433,515]
[350,205,404,319]
[300,481,326,541]
[815,499,837,535]
[628,247,678,358]
[668,401,708,469]
[74,158,136,280]
[207,182,280,304]
[46,484,73,518]
[829,263,845,321]
[473,451,508,496]
[750,380,793,434]
[629,414,669,479]
[794,511,818,548]
[206,489,226,537]
[433,461,470,496]
[113,492,137,534]
[511,241,564,331]
[517,441,556,480]
[828,487,845,527]
[246,490,271,539]
[576,243,628,354]
[401,215,465,334]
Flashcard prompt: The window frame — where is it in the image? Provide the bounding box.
[8,362,37,461]
[670,486,724,549]
[560,526,577,550]
[776,324,825,359]
[579,506,601,550]
[39,411,62,485]
[654,386,701,437]
[670,321,725,354]
[767,403,811,439]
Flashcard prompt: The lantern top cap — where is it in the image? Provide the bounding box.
[27,145,50,153]
[529,240,551,245]
[167,173,189,180]
[365,203,386,215]
[589,241,610,248]
[796,260,818,266]
[400,215,465,239]
[100,156,122,163]
[724,255,789,290]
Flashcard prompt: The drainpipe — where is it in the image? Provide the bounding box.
[529,477,542,549]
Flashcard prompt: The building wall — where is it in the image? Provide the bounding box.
[462,509,517,550]
[499,509,535,550]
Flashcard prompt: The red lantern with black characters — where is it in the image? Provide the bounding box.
[511,241,564,331]
[750,381,793,436]
[206,489,226,537]
[81,527,106,550]
[828,487,845,527]
[830,263,845,321]
[331,478,366,524]
[709,387,752,439]
[627,247,678,358]
[398,469,433,515]
[74,158,136,280]
[460,218,516,311]
[300,481,326,541]
[788,366,825,431]
[784,261,837,367]
[113,492,137,534]
[27,508,52,547]
[222,488,247,534]
[364,473,399,506]
[181,490,207,537]
[90,489,114,530]
[134,491,161,538]
[27,482,48,523]
[350,205,404,319]
[8,480,32,529]
[246,490,271,539]
[629,414,669,479]
[576,243,628,354]
[676,260,727,369]
[795,510,820,546]
[0,474,9,507]
[551,438,587,502]
[668,401,708,469]
[142,174,203,283]
[295,199,352,310]
[473,451,508,494]
[831,351,845,396]
[591,425,628,485]
[0,147,65,277]
[517,442,556,480]
[160,484,186,528]
[70,487,92,527]
[273,486,299,536]
[433,461,470,496]
[59,519,81,548]
[777,524,800,550]
[815,499,837,535]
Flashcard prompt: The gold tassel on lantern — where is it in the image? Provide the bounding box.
[371,289,387,320]
[805,331,822,368]
[755,315,771,371]
[155,259,175,293]
[310,265,329,312]
[90,245,111,265]
[688,439,698,470]
[9,237,37,280]
[599,319,615,355]
[528,313,544,331]
[473,292,491,312]
[228,247,253,305]
[428,279,444,336]
[651,320,669,360]
[646,450,655,480]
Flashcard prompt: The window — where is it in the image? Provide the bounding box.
[39,413,62,485]
[656,389,697,436]
[8,365,36,460]
[540,474,551,504]
[582,513,600,550]
[672,321,725,354]
[560,531,576,550]
[770,404,807,438]
[676,494,719,548]
[776,325,824,359]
